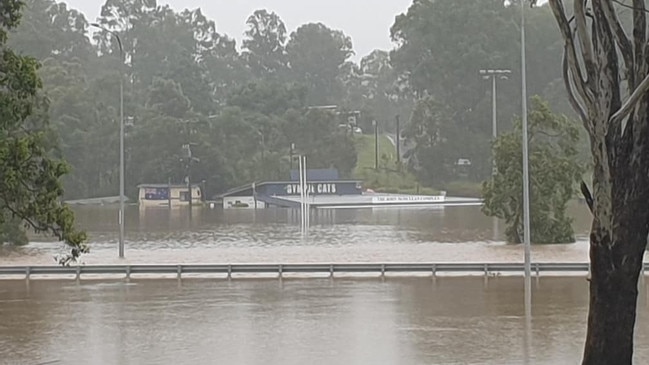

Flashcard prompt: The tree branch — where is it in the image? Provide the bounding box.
[612,0,649,14]
[575,0,597,79]
[580,180,594,214]
[590,1,622,139]
[610,72,649,135]
[563,43,589,127]
[600,0,634,83]
[1,200,53,235]
[632,0,647,79]
[549,0,593,105]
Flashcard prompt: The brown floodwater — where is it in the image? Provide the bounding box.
[0,204,602,266]
[1,277,649,364]
[2,204,648,364]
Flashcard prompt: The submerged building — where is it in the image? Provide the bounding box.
[218,169,362,209]
[216,169,470,209]
[137,183,203,207]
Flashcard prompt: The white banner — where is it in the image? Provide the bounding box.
[371,195,445,204]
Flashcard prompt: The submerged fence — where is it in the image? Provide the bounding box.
[0,262,631,280]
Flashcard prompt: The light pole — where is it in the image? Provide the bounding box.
[395,115,401,163]
[519,1,532,315]
[372,120,378,170]
[91,23,125,258]
[479,69,511,175]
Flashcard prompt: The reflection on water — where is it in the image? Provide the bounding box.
[1,277,648,365]
[0,203,603,265]
[71,203,594,241]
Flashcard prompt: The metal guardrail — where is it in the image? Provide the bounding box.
[0,262,623,280]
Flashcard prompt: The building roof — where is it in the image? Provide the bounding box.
[137,183,202,189]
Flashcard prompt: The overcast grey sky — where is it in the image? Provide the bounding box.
[63,0,413,61]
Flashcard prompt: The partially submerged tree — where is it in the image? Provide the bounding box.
[482,96,582,244]
[548,0,649,363]
[0,0,87,263]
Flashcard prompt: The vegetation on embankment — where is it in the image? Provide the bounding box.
[353,135,436,195]
[442,181,483,198]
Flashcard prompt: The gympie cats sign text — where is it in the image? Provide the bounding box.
[285,183,338,195]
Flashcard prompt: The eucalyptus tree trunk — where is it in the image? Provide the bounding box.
[548,1,649,364]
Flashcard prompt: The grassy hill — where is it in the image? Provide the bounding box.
[353,134,436,195]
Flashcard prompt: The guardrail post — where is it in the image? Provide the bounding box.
[227,265,232,280]
[177,265,182,280]
[25,266,31,280]
[76,266,81,281]
[125,265,131,280]
[278,264,283,279]
[431,264,436,278]
[535,263,540,277]
[484,263,489,277]
[381,264,385,278]
[329,264,334,278]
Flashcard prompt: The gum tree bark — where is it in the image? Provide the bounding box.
[548,1,649,364]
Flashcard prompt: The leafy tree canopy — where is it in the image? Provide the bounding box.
[0,0,86,262]
[481,96,583,244]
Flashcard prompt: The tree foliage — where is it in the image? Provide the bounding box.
[390,0,567,182]
[481,96,582,244]
[0,0,86,261]
[242,9,288,79]
[286,23,354,105]
[401,96,468,185]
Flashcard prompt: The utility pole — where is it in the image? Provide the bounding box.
[260,133,266,179]
[180,120,200,218]
[396,115,401,163]
[373,120,379,170]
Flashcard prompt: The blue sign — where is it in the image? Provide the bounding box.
[144,188,169,200]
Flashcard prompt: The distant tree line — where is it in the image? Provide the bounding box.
[6,0,579,200]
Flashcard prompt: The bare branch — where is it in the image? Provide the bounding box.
[590,1,622,137]
[610,72,649,135]
[575,0,597,78]
[612,0,649,14]
[632,0,647,79]
[563,43,589,127]
[580,181,594,213]
[549,0,594,105]
[600,0,633,82]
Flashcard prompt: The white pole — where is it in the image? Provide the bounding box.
[90,23,126,258]
[299,155,304,232]
[492,75,498,176]
[303,156,306,231]
[118,74,125,258]
[521,0,532,315]
[304,156,309,232]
